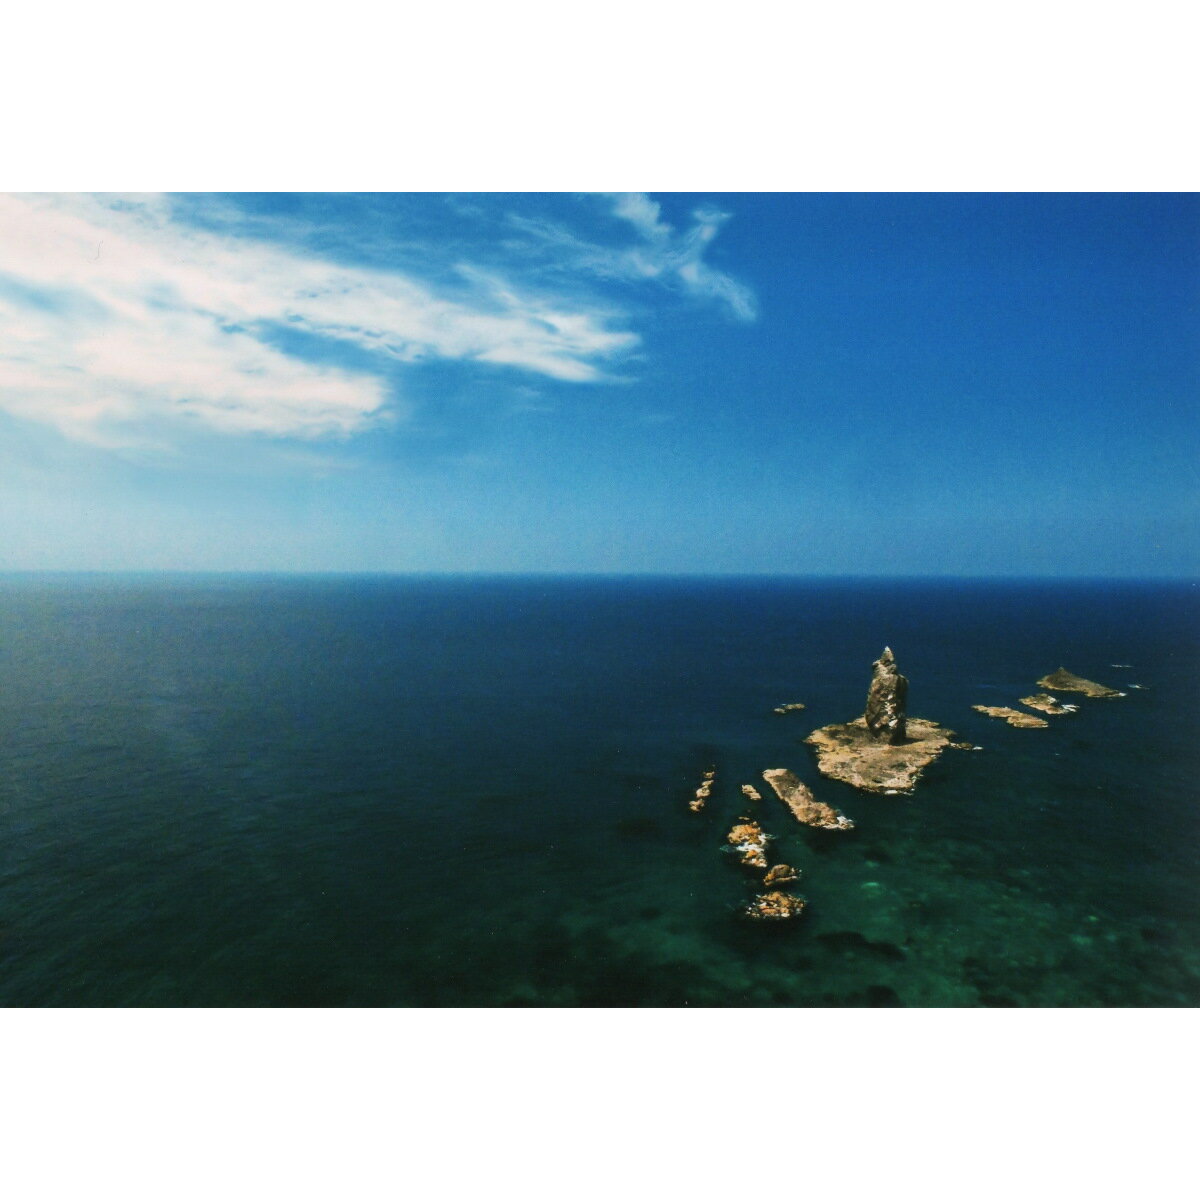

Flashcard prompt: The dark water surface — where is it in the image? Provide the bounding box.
[0,574,1196,1006]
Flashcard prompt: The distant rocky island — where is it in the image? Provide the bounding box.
[1037,668,1125,698]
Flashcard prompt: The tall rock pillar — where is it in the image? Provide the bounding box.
[864,646,908,743]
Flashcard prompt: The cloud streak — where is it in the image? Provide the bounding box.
[0,194,641,445]
[0,193,755,448]
[511,193,758,321]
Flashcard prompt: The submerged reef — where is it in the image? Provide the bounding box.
[972,705,1048,728]
[1019,693,1078,716]
[1036,668,1124,698]
[762,768,855,829]
[805,648,953,793]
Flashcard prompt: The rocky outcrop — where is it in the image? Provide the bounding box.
[690,768,715,812]
[1019,693,1078,716]
[726,821,770,869]
[972,705,1048,729]
[740,784,762,803]
[762,768,854,829]
[804,717,953,794]
[763,863,799,886]
[773,702,807,715]
[804,648,952,792]
[865,646,908,743]
[744,891,807,920]
[1036,668,1124,699]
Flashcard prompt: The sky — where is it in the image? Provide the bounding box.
[0,191,1196,576]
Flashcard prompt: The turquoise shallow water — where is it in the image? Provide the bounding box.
[0,574,1196,1006]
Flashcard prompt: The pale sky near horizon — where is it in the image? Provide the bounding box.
[1,192,1196,576]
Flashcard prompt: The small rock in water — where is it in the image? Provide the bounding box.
[740,784,763,802]
[762,768,855,830]
[744,891,807,921]
[726,821,770,869]
[972,705,1048,729]
[773,702,807,715]
[1019,693,1078,716]
[690,767,716,812]
[763,863,799,886]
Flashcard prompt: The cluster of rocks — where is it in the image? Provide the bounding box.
[681,647,1135,930]
[723,807,807,919]
[726,821,770,869]
[687,770,807,919]
[972,668,1123,729]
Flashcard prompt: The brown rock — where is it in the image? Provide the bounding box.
[1036,668,1124,699]
[803,716,953,794]
[763,863,799,886]
[689,767,717,811]
[744,891,807,920]
[740,784,763,802]
[762,768,854,829]
[865,646,908,743]
[726,821,770,869]
[972,705,1048,729]
[773,702,807,714]
[1019,693,1078,716]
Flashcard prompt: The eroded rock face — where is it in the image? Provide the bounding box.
[744,891,807,920]
[804,717,953,794]
[865,646,908,743]
[762,768,854,829]
[1019,693,1078,716]
[972,705,1048,729]
[1036,668,1124,699]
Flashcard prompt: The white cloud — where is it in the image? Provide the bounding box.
[511,193,758,321]
[0,194,641,445]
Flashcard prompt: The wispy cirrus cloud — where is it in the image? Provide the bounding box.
[510,192,758,321]
[0,194,641,446]
[0,193,755,448]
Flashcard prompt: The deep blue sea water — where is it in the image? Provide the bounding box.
[0,574,1196,1006]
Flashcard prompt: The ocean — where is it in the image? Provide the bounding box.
[0,574,1196,1006]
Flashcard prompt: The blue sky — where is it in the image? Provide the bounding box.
[1,191,1196,575]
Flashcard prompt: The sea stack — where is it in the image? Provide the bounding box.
[864,646,908,744]
[804,647,953,794]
